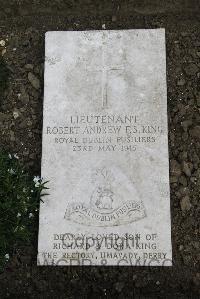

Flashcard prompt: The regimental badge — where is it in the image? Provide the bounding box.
[64,167,146,227]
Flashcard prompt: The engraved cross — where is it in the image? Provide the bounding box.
[85,43,125,108]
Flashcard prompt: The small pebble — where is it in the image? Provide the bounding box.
[156,281,160,285]
[190,126,200,139]
[177,78,186,86]
[182,161,192,177]
[180,195,192,211]
[184,64,199,76]
[1,49,6,56]
[28,72,40,90]
[13,110,20,119]
[112,15,117,22]
[170,159,182,177]
[179,245,184,251]
[0,40,5,47]
[25,64,34,70]
[179,176,188,187]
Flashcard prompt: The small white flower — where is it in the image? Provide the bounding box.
[17,213,21,217]
[23,188,26,193]
[33,176,40,183]
[29,213,34,218]
[8,168,15,175]
[31,190,34,193]
[5,254,9,260]
[8,154,12,159]
[14,153,19,159]
[33,176,41,187]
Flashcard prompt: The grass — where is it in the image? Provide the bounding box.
[0,150,48,271]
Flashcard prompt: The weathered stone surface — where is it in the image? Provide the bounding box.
[38,29,172,266]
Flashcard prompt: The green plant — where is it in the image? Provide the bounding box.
[0,150,48,271]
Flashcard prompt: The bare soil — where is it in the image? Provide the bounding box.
[0,1,200,298]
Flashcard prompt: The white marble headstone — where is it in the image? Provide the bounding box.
[38,29,172,266]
